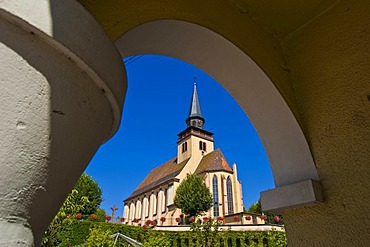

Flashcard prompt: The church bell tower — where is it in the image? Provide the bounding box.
[177,84,214,163]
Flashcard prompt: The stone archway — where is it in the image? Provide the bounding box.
[114,20,323,213]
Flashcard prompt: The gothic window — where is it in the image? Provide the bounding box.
[185,142,187,151]
[144,196,149,218]
[152,193,157,216]
[135,200,141,219]
[213,175,219,217]
[163,189,168,212]
[199,141,207,151]
[226,176,234,214]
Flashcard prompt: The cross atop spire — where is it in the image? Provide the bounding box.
[186,83,205,129]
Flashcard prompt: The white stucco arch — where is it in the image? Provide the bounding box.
[115,20,323,212]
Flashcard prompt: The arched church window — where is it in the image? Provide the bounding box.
[185,142,187,151]
[226,176,234,214]
[199,141,202,150]
[203,142,206,151]
[213,175,219,217]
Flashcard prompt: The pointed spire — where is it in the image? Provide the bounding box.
[186,83,205,129]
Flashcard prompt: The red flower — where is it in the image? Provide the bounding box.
[189,217,195,223]
[274,216,280,223]
[90,214,97,220]
[245,216,251,220]
[216,216,223,221]
[261,215,267,221]
[203,217,209,221]
[75,213,82,220]
[121,217,125,222]
[234,216,240,221]
[142,225,148,230]
[105,215,112,221]
[160,217,166,222]
[175,217,181,222]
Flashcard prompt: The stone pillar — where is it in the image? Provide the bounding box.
[0,1,125,246]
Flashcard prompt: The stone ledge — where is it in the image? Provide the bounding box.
[260,180,324,214]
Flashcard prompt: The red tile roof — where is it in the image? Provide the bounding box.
[195,148,233,174]
[125,157,190,201]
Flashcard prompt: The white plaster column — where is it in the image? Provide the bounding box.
[0,1,125,246]
[232,164,241,212]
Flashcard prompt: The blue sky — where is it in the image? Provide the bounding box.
[85,55,274,217]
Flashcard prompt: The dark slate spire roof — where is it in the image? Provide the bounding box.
[188,83,203,119]
[186,83,205,129]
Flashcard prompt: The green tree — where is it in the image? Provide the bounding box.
[73,173,103,215]
[42,173,104,246]
[174,174,213,217]
[247,200,262,214]
[246,200,283,225]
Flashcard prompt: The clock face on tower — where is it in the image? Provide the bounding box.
[198,120,203,127]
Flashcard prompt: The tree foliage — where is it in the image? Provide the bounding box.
[174,174,213,217]
[247,200,262,214]
[73,173,103,215]
[42,173,104,246]
[84,227,115,247]
[246,200,284,225]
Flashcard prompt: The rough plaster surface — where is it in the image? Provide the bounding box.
[282,1,370,246]
[1,0,126,138]
[0,2,125,245]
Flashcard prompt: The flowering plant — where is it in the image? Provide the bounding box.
[175,217,181,222]
[245,215,251,220]
[105,215,112,221]
[216,216,223,221]
[203,217,209,221]
[90,214,97,220]
[160,217,166,222]
[260,215,267,221]
[274,215,280,223]
[120,217,125,222]
[75,213,82,220]
[142,225,148,230]
[189,217,195,223]
[234,216,240,221]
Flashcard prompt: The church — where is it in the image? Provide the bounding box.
[122,84,245,226]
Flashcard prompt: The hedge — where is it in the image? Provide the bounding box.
[56,221,286,247]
